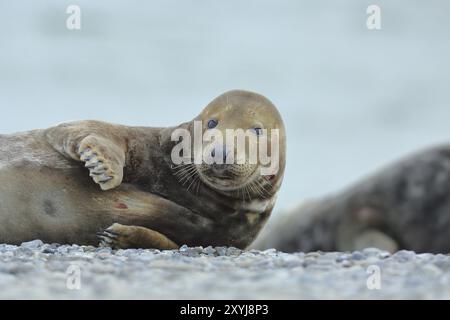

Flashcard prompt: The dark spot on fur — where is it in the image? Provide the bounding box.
[43,199,57,216]
[115,202,128,209]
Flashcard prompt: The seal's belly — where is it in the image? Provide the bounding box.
[0,162,111,244]
[0,131,116,244]
[0,159,214,246]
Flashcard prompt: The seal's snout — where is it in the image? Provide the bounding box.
[210,143,229,163]
[210,163,235,178]
[208,143,252,178]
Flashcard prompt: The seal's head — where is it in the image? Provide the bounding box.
[190,90,286,198]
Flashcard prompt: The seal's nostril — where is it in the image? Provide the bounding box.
[222,145,228,163]
[211,144,228,163]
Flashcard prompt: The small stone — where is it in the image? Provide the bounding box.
[192,246,204,253]
[0,244,17,252]
[42,246,56,254]
[302,259,317,267]
[135,253,154,262]
[341,260,353,268]
[97,252,110,259]
[215,247,227,256]
[362,247,382,256]
[416,253,433,259]
[393,250,416,262]
[96,246,112,253]
[378,251,391,259]
[68,244,82,252]
[118,249,137,257]
[179,245,189,252]
[319,252,340,260]
[262,248,277,255]
[14,247,34,256]
[83,246,97,252]
[179,246,202,257]
[226,247,242,256]
[57,246,69,254]
[305,252,321,259]
[336,254,351,263]
[96,248,111,259]
[351,251,365,261]
[202,246,216,255]
[115,249,126,256]
[21,239,44,249]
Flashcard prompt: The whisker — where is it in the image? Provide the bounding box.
[172,163,201,192]
[245,185,252,201]
[255,178,272,197]
[195,177,201,195]
[181,171,198,186]
[253,180,267,198]
[186,175,198,191]
[249,181,264,198]
[176,167,195,179]
[177,166,197,182]
[173,166,193,177]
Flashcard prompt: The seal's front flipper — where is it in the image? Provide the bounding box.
[97,223,179,250]
[77,135,125,190]
[45,121,127,191]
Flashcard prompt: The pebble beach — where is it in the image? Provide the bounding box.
[1,240,449,299]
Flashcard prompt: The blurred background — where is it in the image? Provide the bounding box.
[1,1,449,214]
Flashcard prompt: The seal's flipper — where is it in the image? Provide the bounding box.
[97,223,179,250]
[77,135,125,190]
[45,121,128,190]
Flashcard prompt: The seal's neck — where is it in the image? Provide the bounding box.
[118,126,167,182]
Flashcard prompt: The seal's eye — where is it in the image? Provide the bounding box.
[253,127,263,136]
[207,119,218,129]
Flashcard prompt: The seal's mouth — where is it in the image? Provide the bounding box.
[171,162,274,200]
[196,163,261,192]
[209,164,238,179]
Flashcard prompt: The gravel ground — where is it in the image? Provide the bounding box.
[1,240,450,299]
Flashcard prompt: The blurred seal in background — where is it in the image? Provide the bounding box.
[252,145,450,253]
